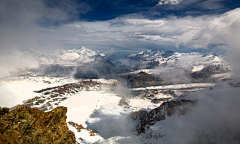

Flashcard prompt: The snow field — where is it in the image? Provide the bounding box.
[0,77,76,107]
[60,91,142,143]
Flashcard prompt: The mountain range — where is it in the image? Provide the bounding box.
[29,46,231,86]
[33,46,105,66]
[32,46,228,70]
[125,48,228,69]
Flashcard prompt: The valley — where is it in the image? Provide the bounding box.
[0,47,238,144]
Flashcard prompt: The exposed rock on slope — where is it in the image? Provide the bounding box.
[74,56,118,79]
[19,79,118,112]
[108,66,227,88]
[0,105,76,144]
[108,72,163,88]
[0,107,9,118]
[131,99,198,134]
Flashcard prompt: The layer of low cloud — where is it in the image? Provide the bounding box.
[0,0,90,78]
[150,80,240,143]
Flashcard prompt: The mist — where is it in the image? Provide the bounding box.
[153,66,192,84]
[202,8,240,77]
[151,80,240,144]
[0,0,90,78]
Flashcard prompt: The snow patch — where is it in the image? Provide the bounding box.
[191,65,204,72]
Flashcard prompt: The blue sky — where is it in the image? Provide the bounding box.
[79,0,240,21]
[0,0,240,54]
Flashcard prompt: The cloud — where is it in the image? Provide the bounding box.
[157,0,226,11]
[0,0,91,78]
[49,8,239,77]
[32,8,239,56]
[145,80,240,143]
[206,8,240,76]
[0,48,39,78]
[52,14,210,50]
[198,0,225,10]
[157,0,183,5]
[125,19,167,28]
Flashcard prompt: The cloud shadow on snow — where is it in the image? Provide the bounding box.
[85,107,140,139]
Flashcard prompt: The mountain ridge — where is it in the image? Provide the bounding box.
[28,47,230,81]
[33,46,105,66]
[124,48,228,69]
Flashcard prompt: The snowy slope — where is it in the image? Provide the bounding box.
[0,75,77,107]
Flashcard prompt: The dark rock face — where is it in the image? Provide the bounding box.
[0,106,76,144]
[127,72,163,88]
[229,82,240,87]
[130,110,148,121]
[74,57,118,79]
[108,72,163,88]
[130,99,198,135]
[151,98,172,104]
[191,64,230,80]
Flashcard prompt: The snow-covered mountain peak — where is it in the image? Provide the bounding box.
[35,46,106,66]
[138,48,164,55]
[75,46,93,54]
[128,48,170,60]
[126,49,229,70]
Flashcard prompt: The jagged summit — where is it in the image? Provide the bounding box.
[79,45,87,51]
[137,48,164,55]
[203,52,217,57]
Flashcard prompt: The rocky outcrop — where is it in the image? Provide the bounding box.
[108,72,164,88]
[130,99,198,134]
[118,98,129,107]
[0,105,76,144]
[130,110,148,121]
[229,81,240,87]
[34,80,102,94]
[0,107,9,118]
[151,98,172,104]
[68,121,96,138]
[21,80,112,112]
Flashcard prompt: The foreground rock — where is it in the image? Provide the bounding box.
[0,105,76,143]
